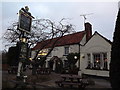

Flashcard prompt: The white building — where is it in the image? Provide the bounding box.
[32,22,111,77]
[80,31,111,77]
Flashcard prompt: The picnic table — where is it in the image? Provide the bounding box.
[55,74,89,88]
[61,74,82,82]
[36,68,51,75]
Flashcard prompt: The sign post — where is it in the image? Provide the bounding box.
[16,6,34,81]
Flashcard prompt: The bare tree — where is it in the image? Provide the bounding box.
[3,18,75,64]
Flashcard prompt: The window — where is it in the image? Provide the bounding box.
[103,53,108,70]
[93,53,101,69]
[38,49,47,56]
[64,46,69,55]
[86,52,108,70]
[86,53,92,69]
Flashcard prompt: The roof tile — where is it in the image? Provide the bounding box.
[32,31,85,50]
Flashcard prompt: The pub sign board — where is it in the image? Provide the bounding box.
[18,11,32,34]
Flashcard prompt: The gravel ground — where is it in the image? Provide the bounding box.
[2,70,112,89]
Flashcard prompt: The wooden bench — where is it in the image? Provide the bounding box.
[55,81,88,88]
[55,74,89,88]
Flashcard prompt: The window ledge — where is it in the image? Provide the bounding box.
[85,68,109,71]
[63,54,68,56]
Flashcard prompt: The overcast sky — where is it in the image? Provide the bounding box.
[0,1,120,50]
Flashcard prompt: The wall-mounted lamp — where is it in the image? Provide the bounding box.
[81,54,85,58]
[74,56,78,60]
[38,57,40,60]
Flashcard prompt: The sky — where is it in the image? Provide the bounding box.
[0,0,120,50]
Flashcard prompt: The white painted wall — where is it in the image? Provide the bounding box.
[79,32,111,77]
[47,44,80,60]
[84,69,109,77]
[80,34,86,45]
[46,44,80,68]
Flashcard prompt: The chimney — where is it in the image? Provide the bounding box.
[85,22,92,41]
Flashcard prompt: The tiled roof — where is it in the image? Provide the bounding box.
[32,31,85,50]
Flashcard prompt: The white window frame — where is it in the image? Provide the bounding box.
[86,52,108,70]
[64,46,69,55]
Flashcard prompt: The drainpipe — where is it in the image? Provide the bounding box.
[78,43,81,71]
[78,43,83,77]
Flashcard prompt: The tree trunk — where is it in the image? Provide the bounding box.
[110,8,120,89]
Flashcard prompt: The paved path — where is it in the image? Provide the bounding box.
[35,72,112,89]
[39,72,61,87]
[86,77,111,89]
[2,70,112,89]
[93,78,111,88]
